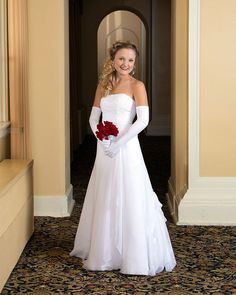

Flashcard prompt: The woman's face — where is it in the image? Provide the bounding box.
[113,48,136,77]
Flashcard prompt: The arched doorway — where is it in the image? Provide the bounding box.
[69,0,152,155]
[97,10,146,83]
[69,0,175,219]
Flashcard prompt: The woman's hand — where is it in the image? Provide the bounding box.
[105,142,120,158]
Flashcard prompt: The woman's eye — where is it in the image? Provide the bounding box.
[129,59,134,62]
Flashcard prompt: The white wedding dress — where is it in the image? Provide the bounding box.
[70,93,176,275]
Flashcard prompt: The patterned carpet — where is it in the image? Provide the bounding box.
[2,135,236,294]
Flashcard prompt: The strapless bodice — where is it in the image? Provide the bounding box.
[100,93,136,133]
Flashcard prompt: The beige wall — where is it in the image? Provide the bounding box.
[178,0,236,225]
[28,0,71,205]
[167,0,188,222]
[200,0,236,176]
[0,0,10,161]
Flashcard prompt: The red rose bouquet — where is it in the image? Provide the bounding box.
[96,121,119,145]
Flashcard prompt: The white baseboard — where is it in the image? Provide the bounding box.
[34,184,75,217]
[147,115,170,136]
[178,188,236,225]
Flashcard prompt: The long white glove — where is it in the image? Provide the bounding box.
[89,106,101,138]
[105,106,149,158]
[89,106,110,150]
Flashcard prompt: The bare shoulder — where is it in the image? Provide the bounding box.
[93,83,104,107]
[133,79,145,88]
[132,80,148,106]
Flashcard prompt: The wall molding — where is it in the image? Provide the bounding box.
[166,178,187,224]
[178,0,236,225]
[178,186,236,225]
[34,184,74,217]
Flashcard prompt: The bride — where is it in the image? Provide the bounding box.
[70,41,176,275]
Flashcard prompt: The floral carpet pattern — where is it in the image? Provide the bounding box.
[2,135,236,294]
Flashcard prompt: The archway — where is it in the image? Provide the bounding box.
[97,10,146,83]
[69,0,152,155]
[69,0,174,218]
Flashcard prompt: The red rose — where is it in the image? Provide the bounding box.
[95,121,119,141]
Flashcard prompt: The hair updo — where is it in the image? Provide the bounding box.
[109,41,139,60]
[99,41,139,96]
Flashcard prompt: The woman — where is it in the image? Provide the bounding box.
[70,41,176,275]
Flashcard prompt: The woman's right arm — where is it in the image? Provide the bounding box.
[89,84,103,137]
[93,84,103,107]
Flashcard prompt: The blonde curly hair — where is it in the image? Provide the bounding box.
[99,41,139,97]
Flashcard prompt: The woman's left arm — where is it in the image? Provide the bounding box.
[133,81,149,106]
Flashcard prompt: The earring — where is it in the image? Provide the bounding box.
[131,66,136,76]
